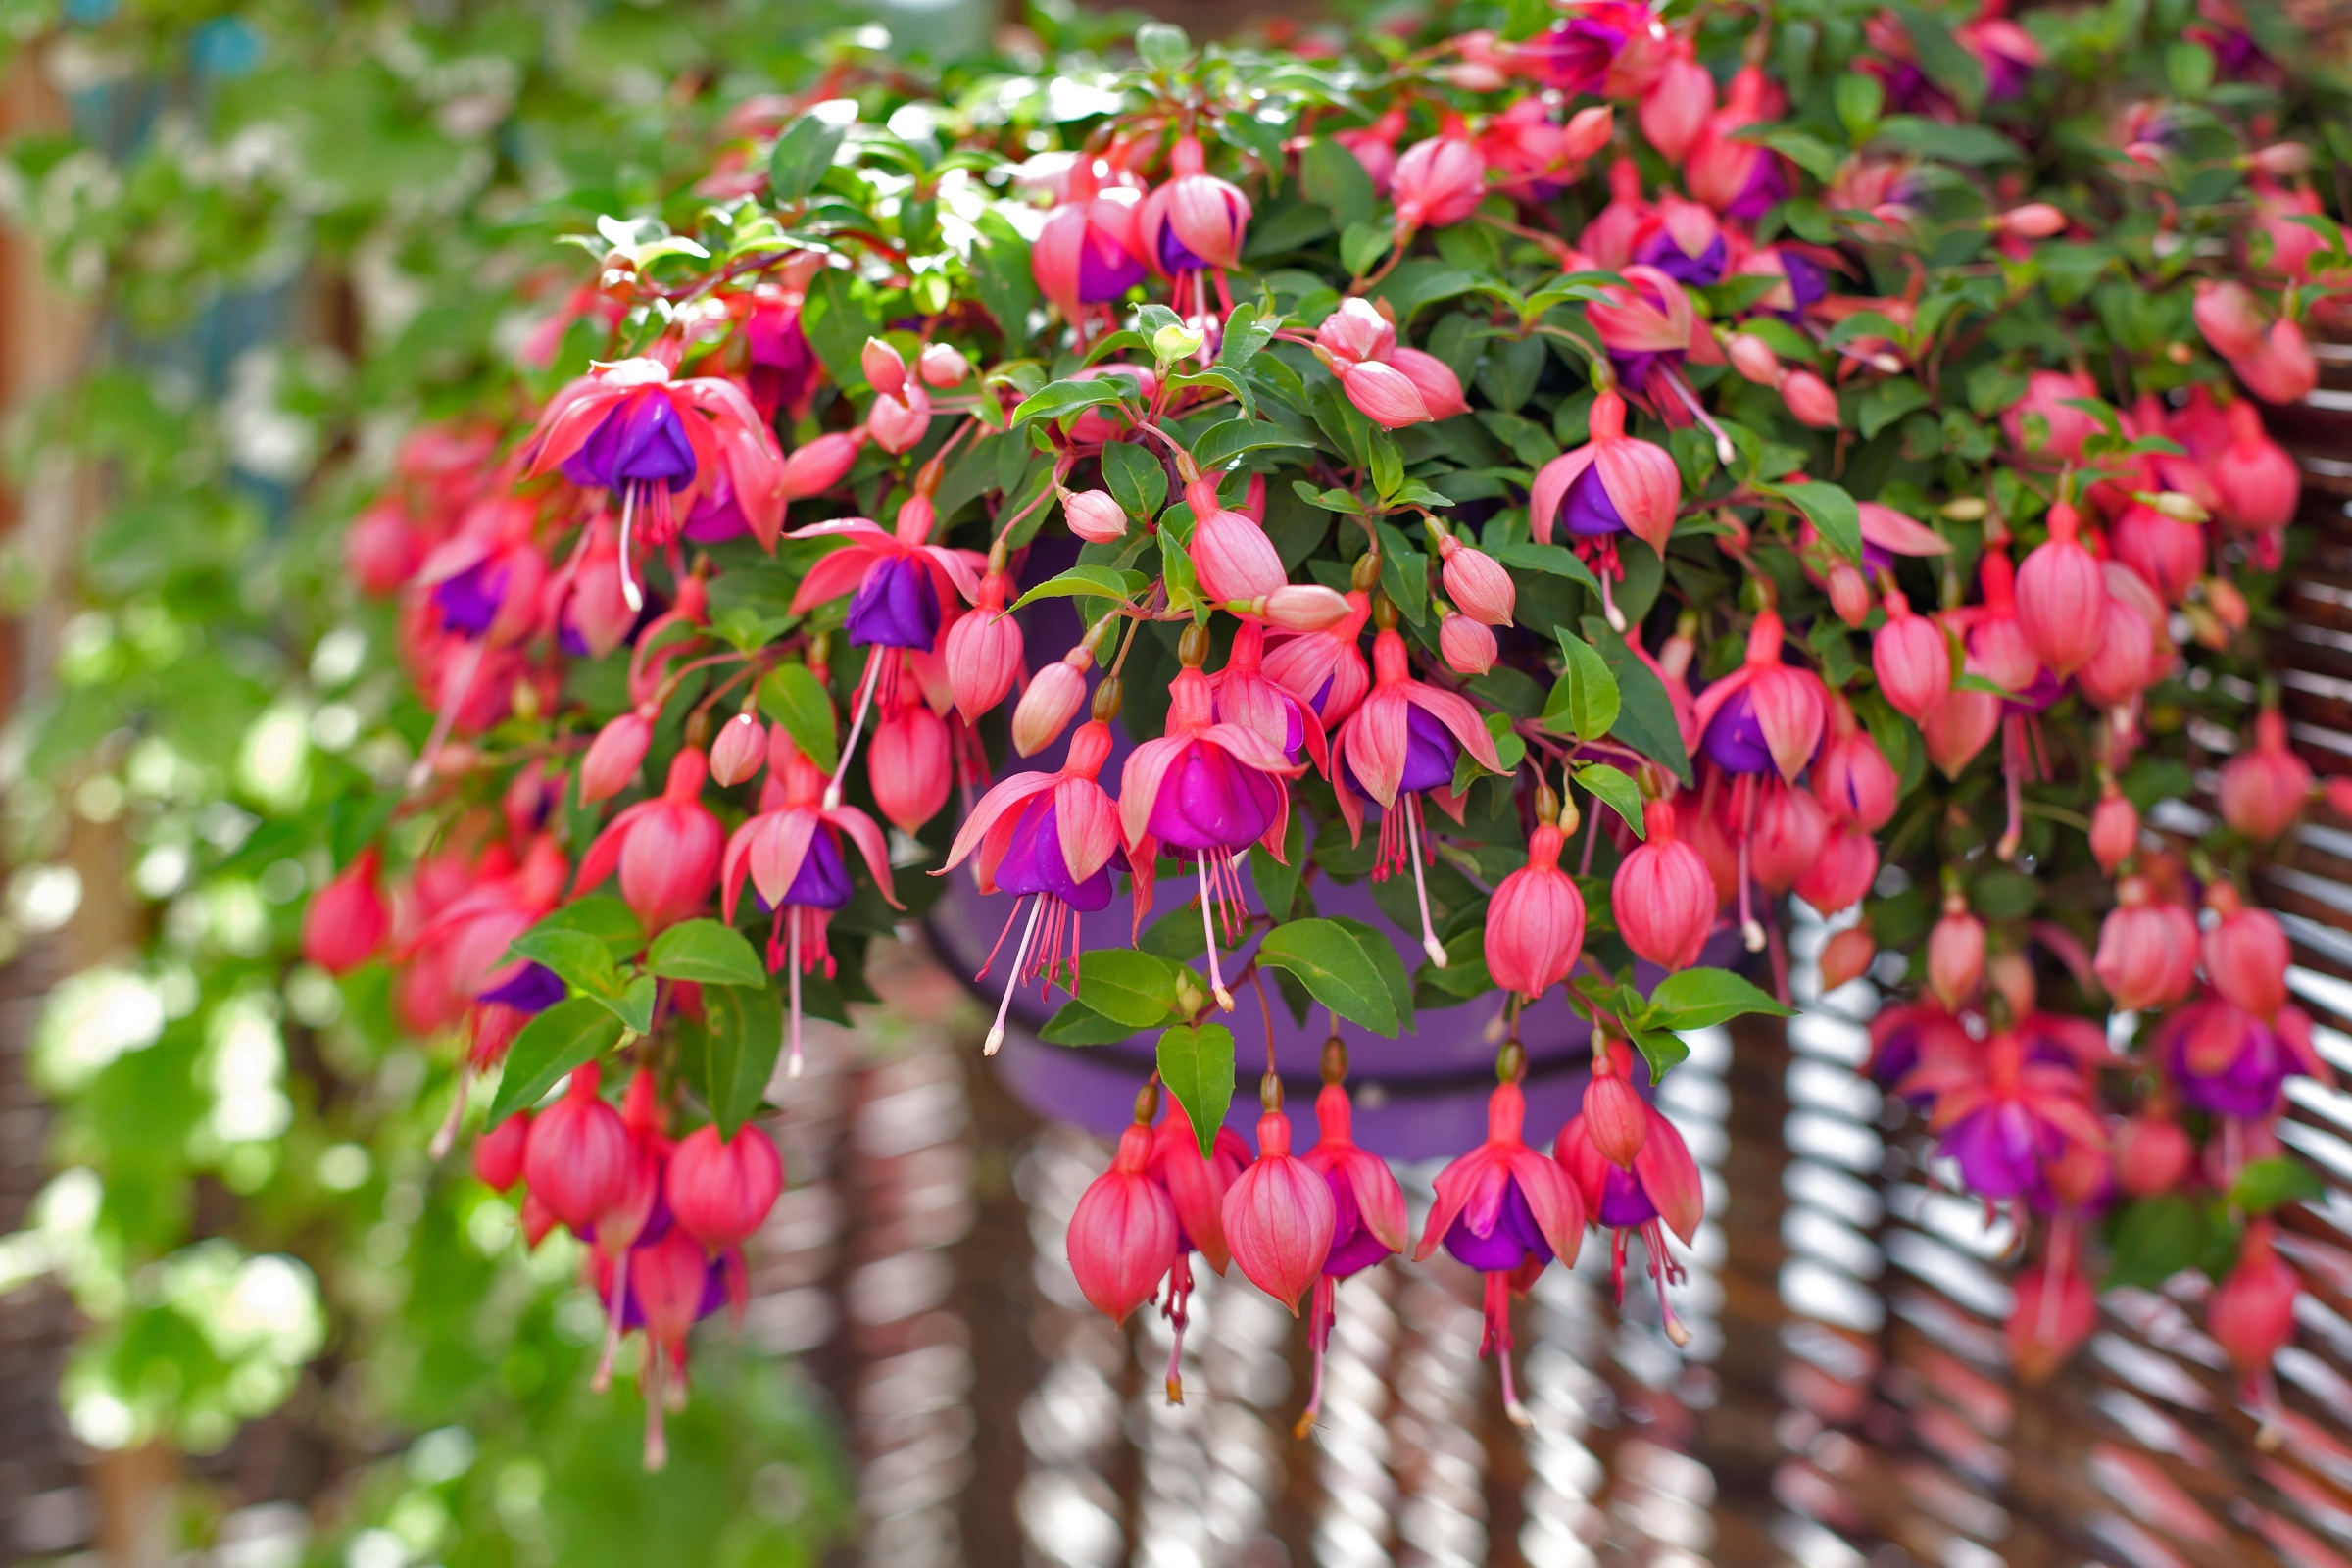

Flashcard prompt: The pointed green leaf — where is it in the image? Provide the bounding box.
[1077,949,1183,1028]
[1549,630,1621,740]
[488,999,625,1127]
[757,662,838,775]
[1325,915,1415,1031]
[1645,966,1795,1031]
[508,927,620,998]
[1772,478,1863,563]
[1582,617,1693,785]
[518,896,645,959]
[1040,1000,1140,1046]
[1101,440,1168,522]
[681,982,785,1138]
[1009,564,1151,612]
[647,919,769,987]
[1157,1023,1237,1158]
[1256,917,1400,1034]
[769,109,850,202]
[1574,763,1647,838]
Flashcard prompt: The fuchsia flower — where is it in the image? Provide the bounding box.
[1642,43,1715,161]
[1148,1098,1251,1402]
[1694,611,1826,784]
[1478,101,1613,205]
[1334,109,1406,193]
[2203,882,2292,1018]
[1314,297,1471,428]
[1928,892,1986,1007]
[1331,626,1503,963]
[2159,996,2323,1118]
[2089,781,2139,871]
[1437,532,1514,626]
[1630,191,1727,287]
[2210,1219,2300,1432]
[2233,317,2319,407]
[525,357,785,607]
[523,1060,632,1231]
[2014,502,2106,677]
[1184,475,1289,604]
[1223,1087,1337,1312]
[1486,818,1588,999]
[665,1123,784,1252]
[1122,654,1305,1007]
[1391,124,1487,234]
[1612,799,1718,970]
[943,567,1025,722]
[1522,0,1668,95]
[2219,709,2314,842]
[1068,1107,1181,1322]
[867,679,952,833]
[1816,697,1899,831]
[1586,266,1704,414]
[2002,368,2104,464]
[2212,398,2302,533]
[1529,389,1682,627]
[1686,66,1788,219]
[1140,135,1250,275]
[1212,621,1326,772]
[1556,1039,1704,1347]
[1899,1029,2106,1200]
[573,748,724,935]
[720,731,899,1077]
[1872,587,1951,720]
[1293,1050,1406,1434]
[1264,588,1373,725]
[2093,876,2199,1010]
[941,718,1126,1054]
[1415,1075,1585,1425]
[710,711,766,787]
[304,849,388,975]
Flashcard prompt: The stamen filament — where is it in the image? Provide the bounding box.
[1404,796,1447,967]
[618,484,644,613]
[409,636,489,792]
[989,896,1044,1055]
[826,651,886,810]
[1199,852,1236,1010]
[593,1247,631,1393]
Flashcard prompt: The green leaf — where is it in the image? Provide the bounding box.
[1773,478,1863,562]
[1574,763,1646,838]
[488,999,624,1127]
[2230,1155,2325,1214]
[508,927,621,998]
[1077,949,1183,1028]
[604,975,658,1035]
[646,919,768,987]
[1040,1000,1139,1046]
[1581,617,1692,786]
[1299,139,1377,228]
[1494,539,1605,597]
[1340,220,1392,279]
[1218,300,1277,368]
[757,663,838,774]
[1857,378,1931,440]
[1160,531,1206,621]
[1548,630,1621,740]
[682,982,784,1138]
[1194,416,1314,470]
[1009,564,1150,612]
[1870,115,2015,166]
[1136,20,1192,72]
[769,109,850,202]
[1627,1024,1690,1083]
[1251,812,1308,923]
[1011,377,1131,426]
[1101,440,1167,522]
[970,209,1039,352]
[1157,1024,1237,1158]
[1256,917,1401,1034]
[2105,1195,2209,1290]
[1325,915,1414,1030]
[1374,520,1427,626]
[1744,125,1842,183]
[520,895,645,959]
[1645,966,1795,1031]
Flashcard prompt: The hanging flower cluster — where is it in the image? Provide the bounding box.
[308,1,2352,1458]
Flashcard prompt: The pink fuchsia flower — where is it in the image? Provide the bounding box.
[1013,646,1092,757]
[1148,1096,1251,1402]
[304,848,388,975]
[1122,651,1306,1007]
[1819,926,1878,991]
[944,567,1025,723]
[1687,66,1788,219]
[2073,565,2163,709]
[472,1109,530,1192]
[1060,486,1128,543]
[867,680,952,833]
[1211,621,1326,773]
[1315,298,1471,429]
[1587,265,1716,428]
[1630,191,1727,287]
[1486,817,1588,1000]
[2235,316,2321,407]
[710,711,766,788]
[1294,1049,1407,1435]
[1331,625,1504,962]
[417,501,550,651]
[1642,43,1715,161]
[2194,278,2268,361]
[940,718,1126,1054]
[573,748,724,935]
[1391,124,1486,235]
[1611,798,1717,970]
[1693,611,1826,783]
[1333,109,1406,194]
[2160,995,2324,1118]
[2093,876,2200,1010]
[2090,779,2139,871]
[524,357,785,606]
[1928,891,1986,1008]
[1439,613,1496,675]
[1529,389,1682,628]
[1222,1084,1338,1312]
[720,731,899,1076]
[1068,1100,1181,1322]
[1264,587,1372,727]
[523,1060,632,1232]
[2203,881,2292,1019]
[1899,1028,2106,1200]
[780,429,865,500]
[2007,1244,2097,1385]
[1437,532,1514,625]
[665,1123,784,1253]
[1957,8,2042,98]
[1520,0,1668,95]
[2209,1218,2301,1434]
[1033,157,1148,323]
[1556,1039,1705,1347]
[580,709,655,804]
[2112,1111,2194,1196]
[2001,368,2104,465]
[736,279,820,421]
[2211,399,2301,533]
[1815,697,1899,831]
[1479,101,1613,206]
[1794,821,1877,917]
[1414,1073,1586,1426]
[2219,710,2313,843]
[2014,502,2106,677]
[605,1221,738,1470]
[1872,587,1951,720]
[1183,475,1288,604]
[1139,135,1250,276]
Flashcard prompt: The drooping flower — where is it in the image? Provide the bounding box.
[2159,996,2324,1119]
[1486,813,1589,999]
[1032,156,1149,326]
[1556,1038,1704,1347]
[665,1122,784,1252]
[2203,881,2292,1018]
[1222,1080,1337,1312]
[944,566,1025,723]
[1068,1091,1181,1322]
[1687,66,1788,219]
[1611,798,1718,970]
[2093,877,2200,1011]
[572,748,725,935]
[1139,135,1250,276]
[1147,1096,1252,1402]
[1293,1040,1407,1435]
[2014,502,2107,677]
[1414,1068,1585,1426]
[1898,1029,2106,1200]
[1211,621,1325,772]
[523,1060,633,1231]
[1263,587,1373,726]
[2219,709,2313,842]
[1528,389,1682,627]
[305,848,389,974]
[2209,1219,2300,1435]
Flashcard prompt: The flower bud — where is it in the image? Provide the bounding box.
[2204,883,2290,1019]
[1335,359,1434,429]
[2219,710,2313,843]
[1819,925,1877,992]
[2235,318,2320,405]
[945,581,1025,723]
[2212,402,2301,533]
[2007,1258,2096,1385]
[2209,1221,2298,1387]
[304,848,388,974]
[1795,823,1878,916]
[580,709,654,804]
[869,700,953,832]
[1927,893,1985,1008]
[1438,538,1515,626]
[1251,584,1351,632]
[866,385,932,454]
[861,336,908,399]
[1781,368,1840,428]
[782,430,865,500]
[1068,1122,1179,1322]
[665,1123,785,1251]
[1221,1107,1337,1312]
[1440,612,1497,675]
[1486,823,1587,999]
[473,1109,531,1192]
[347,504,423,595]
[1583,1069,1649,1168]
[2090,781,2138,872]
[2113,1114,2193,1197]
[1612,800,1718,971]
[522,1061,632,1231]
[1185,478,1287,604]
[2016,503,2106,676]
[916,342,969,387]
[1727,332,1781,385]
[1563,104,1616,161]
[1013,651,1090,757]
[1751,784,1829,894]
[1061,487,1129,543]
[710,712,766,786]
[1995,203,2069,238]
[1872,593,1951,719]
[2094,878,2199,1011]
[1816,728,1899,831]
[1826,563,1872,628]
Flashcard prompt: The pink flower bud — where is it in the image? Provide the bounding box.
[1819,925,1877,992]
[580,709,654,804]
[304,847,388,974]
[916,342,969,387]
[945,577,1024,722]
[2252,141,2312,176]
[2007,1258,2096,1385]
[1389,348,1472,419]
[2003,368,2102,463]
[1314,296,1395,365]
[2204,883,2290,1019]
[710,712,766,786]
[1067,1122,1179,1322]
[2015,503,2106,676]
[1060,487,1128,544]
[1927,893,1985,1008]
[1013,652,1090,757]
[866,384,932,454]
[2090,782,2139,872]
[782,430,865,500]
[1486,822,1587,999]
[2113,1114,2192,1197]
[1781,368,1841,428]
[2212,401,2300,532]
[1439,612,1496,675]
[1392,134,1487,231]
[869,700,952,832]
[2094,878,2198,1011]
[1438,537,1515,626]
[1995,203,2068,238]
[347,503,422,595]
[2209,1221,2298,1388]
[1335,359,1434,428]
[1252,584,1352,632]
[2073,593,2159,709]
[1583,1070,1650,1168]
[1817,726,1898,831]
[1872,592,1951,719]
[473,1109,530,1192]
[1612,800,1717,971]
[861,336,908,399]
[665,1123,785,1251]
[1185,477,1287,603]
[1826,563,1872,628]
[1641,56,1714,162]
[2219,710,2313,842]
[1751,783,1829,894]
[1727,332,1781,385]
[2194,279,2267,361]
[1222,1107,1337,1312]
[2235,317,2319,405]
[1795,823,1878,917]
[523,1061,632,1230]
[1563,105,1615,160]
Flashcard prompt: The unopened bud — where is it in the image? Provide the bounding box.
[861,336,908,399]
[917,342,969,387]
[1251,584,1352,631]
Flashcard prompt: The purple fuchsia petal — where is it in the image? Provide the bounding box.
[994,798,1116,912]
[1442,1177,1555,1271]
[1522,16,1625,93]
[1561,463,1631,539]
[561,390,699,492]
[1342,704,1461,800]
[481,961,566,1012]
[2166,1013,2293,1118]
[1321,1168,1393,1277]
[845,553,943,649]
[1634,227,1728,288]
[786,827,855,910]
[432,558,508,636]
[1701,686,1777,774]
[1595,1160,1662,1228]
[1078,225,1147,301]
[1724,154,1788,222]
[1936,1102,2050,1198]
[1146,742,1282,853]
